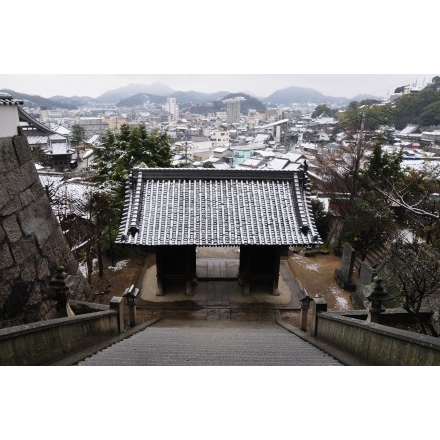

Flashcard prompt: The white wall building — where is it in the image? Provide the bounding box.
[210,130,230,148]
[422,131,440,144]
[163,98,179,121]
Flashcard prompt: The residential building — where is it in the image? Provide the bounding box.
[422,130,440,145]
[210,130,230,148]
[163,97,179,121]
[77,117,109,139]
[225,99,241,124]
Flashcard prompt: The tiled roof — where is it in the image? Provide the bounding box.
[18,107,55,135]
[26,135,49,145]
[116,168,321,247]
[0,93,23,105]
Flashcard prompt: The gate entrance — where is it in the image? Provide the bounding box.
[196,247,239,281]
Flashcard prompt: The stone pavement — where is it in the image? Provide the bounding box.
[77,318,344,366]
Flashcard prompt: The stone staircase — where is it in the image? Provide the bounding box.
[354,242,390,272]
[77,318,345,366]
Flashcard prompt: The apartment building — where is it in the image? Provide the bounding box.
[77,117,109,139]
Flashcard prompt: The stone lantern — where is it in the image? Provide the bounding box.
[48,266,69,318]
[365,276,389,323]
[299,289,312,332]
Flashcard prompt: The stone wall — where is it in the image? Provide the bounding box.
[0,302,122,366]
[0,131,93,328]
[313,310,440,366]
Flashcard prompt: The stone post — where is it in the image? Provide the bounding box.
[110,296,124,333]
[334,242,356,291]
[128,302,136,327]
[123,285,139,328]
[311,295,327,336]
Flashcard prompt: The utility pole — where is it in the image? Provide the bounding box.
[185,130,190,166]
[350,111,366,208]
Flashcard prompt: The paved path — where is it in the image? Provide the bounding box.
[78,319,344,366]
[207,281,230,306]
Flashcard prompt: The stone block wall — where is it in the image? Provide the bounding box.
[0,132,94,328]
[314,311,440,366]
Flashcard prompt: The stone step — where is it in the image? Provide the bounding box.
[77,319,344,366]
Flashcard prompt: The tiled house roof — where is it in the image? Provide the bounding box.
[18,106,56,135]
[0,94,23,105]
[116,168,321,247]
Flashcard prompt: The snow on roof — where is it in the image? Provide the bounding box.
[257,119,289,129]
[267,158,289,170]
[86,134,101,144]
[26,135,49,145]
[398,125,420,135]
[254,150,276,158]
[281,152,307,162]
[82,149,95,159]
[239,158,264,168]
[213,147,228,153]
[204,157,221,163]
[116,168,319,247]
[48,123,71,136]
[48,133,67,141]
[253,134,271,144]
[212,162,231,170]
[283,162,303,171]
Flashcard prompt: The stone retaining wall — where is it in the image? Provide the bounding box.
[0,132,93,328]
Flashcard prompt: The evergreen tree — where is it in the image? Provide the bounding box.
[93,124,173,188]
[340,195,396,261]
[70,124,85,160]
[311,199,330,242]
[359,143,403,196]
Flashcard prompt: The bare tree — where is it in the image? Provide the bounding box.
[371,164,440,243]
[381,236,440,336]
[312,112,373,213]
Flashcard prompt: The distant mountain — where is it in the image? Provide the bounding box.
[49,95,95,107]
[350,93,384,103]
[113,90,238,109]
[170,90,230,103]
[2,83,386,112]
[264,86,347,105]
[115,93,167,107]
[0,88,77,110]
[220,92,266,113]
[96,82,175,103]
[187,92,266,115]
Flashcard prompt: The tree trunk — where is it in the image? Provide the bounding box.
[97,241,104,278]
[86,246,93,284]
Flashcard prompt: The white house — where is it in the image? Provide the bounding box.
[210,130,230,147]
[0,93,22,137]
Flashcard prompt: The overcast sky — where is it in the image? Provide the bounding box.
[0,73,435,100]
[2,3,437,102]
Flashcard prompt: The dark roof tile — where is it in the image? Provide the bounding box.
[116,168,321,247]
